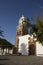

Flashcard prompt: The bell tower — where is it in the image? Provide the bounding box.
[15,15,29,51]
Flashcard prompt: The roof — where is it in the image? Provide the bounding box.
[0,38,14,48]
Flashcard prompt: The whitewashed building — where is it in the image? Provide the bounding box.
[18,34,43,56]
[0,48,13,55]
[15,15,43,57]
[0,38,13,55]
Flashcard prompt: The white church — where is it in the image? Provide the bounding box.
[15,15,43,57]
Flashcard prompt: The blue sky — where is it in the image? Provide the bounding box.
[0,0,43,45]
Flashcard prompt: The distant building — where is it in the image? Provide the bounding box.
[0,38,13,55]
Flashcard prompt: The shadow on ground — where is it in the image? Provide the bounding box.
[0,64,5,65]
[0,58,9,61]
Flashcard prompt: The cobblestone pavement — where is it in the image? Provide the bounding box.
[0,55,43,65]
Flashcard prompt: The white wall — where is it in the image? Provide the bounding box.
[0,48,13,55]
[18,35,30,55]
[36,42,43,57]
[9,49,13,54]
[18,34,43,56]
[0,48,2,55]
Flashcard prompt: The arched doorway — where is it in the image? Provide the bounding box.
[29,44,35,55]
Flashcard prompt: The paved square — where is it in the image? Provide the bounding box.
[0,55,43,65]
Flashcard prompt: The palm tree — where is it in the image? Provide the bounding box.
[30,15,43,45]
[0,26,4,37]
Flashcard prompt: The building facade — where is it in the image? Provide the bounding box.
[18,34,43,56]
[18,35,36,55]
